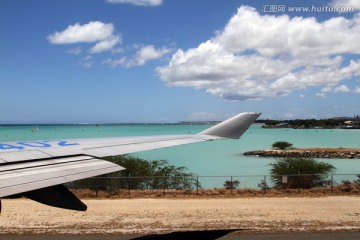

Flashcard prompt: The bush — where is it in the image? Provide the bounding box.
[223,180,240,189]
[270,157,335,189]
[353,174,360,185]
[272,141,293,150]
[69,155,200,191]
[340,180,352,192]
[258,179,270,190]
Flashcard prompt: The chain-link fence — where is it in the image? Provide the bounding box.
[67,173,360,197]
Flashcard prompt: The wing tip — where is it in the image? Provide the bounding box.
[197,112,261,139]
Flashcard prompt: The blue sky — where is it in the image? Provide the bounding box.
[1,0,360,123]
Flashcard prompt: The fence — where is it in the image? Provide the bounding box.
[67,173,360,197]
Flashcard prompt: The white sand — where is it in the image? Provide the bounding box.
[1,197,360,234]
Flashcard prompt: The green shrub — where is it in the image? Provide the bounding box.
[270,157,335,189]
[69,155,200,191]
[223,180,240,189]
[272,141,293,150]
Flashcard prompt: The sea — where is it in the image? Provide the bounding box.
[1,123,359,188]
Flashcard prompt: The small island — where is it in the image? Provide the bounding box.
[244,148,360,159]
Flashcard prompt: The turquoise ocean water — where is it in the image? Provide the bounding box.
[1,124,360,188]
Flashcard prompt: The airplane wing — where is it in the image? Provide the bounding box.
[0,112,260,211]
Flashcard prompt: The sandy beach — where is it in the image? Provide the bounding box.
[1,196,360,234]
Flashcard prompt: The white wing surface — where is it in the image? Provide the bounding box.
[0,112,260,211]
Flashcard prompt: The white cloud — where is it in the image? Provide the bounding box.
[104,45,171,67]
[299,94,305,98]
[48,22,168,67]
[321,86,333,92]
[103,57,127,68]
[330,0,360,11]
[130,45,171,66]
[90,35,121,53]
[333,85,350,93]
[48,21,114,44]
[216,7,360,57]
[106,0,162,6]
[157,6,360,101]
[66,47,82,55]
[321,84,350,93]
[315,93,327,98]
[48,21,121,53]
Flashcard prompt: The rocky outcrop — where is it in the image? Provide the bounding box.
[244,149,360,159]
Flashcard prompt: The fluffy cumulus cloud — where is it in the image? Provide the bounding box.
[317,84,351,97]
[157,6,360,101]
[333,85,350,93]
[89,35,121,53]
[48,21,170,68]
[104,45,171,67]
[129,45,170,66]
[106,0,162,7]
[47,21,121,53]
[315,93,327,98]
[330,0,360,11]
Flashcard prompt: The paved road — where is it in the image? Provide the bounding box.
[2,231,360,240]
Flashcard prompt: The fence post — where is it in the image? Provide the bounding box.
[196,176,199,196]
[231,176,233,195]
[331,174,334,194]
[128,174,131,196]
[163,174,166,196]
[107,177,111,196]
[95,177,99,197]
[263,175,267,194]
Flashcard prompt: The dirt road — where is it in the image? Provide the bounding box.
[1,197,360,234]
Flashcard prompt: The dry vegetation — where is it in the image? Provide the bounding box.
[71,183,360,199]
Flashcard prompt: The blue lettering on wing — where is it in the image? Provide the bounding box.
[0,140,80,151]
[57,140,80,147]
[0,144,25,150]
[17,141,52,148]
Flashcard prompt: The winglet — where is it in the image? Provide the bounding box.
[197,112,261,139]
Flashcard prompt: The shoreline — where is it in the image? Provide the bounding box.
[244,148,360,159]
